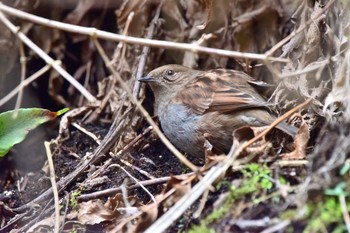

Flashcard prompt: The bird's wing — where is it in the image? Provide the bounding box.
[173,69,269,115]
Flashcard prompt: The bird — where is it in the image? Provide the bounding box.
[138,64,298,157]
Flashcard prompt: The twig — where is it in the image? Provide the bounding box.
[260,220,291,233]
[117,11,134,57]
[276,160,308,167]
[110,164,157,204]
[193,189,209,218]
[114,126,153,157]
[234,217,271,228]
[279,59,330,78]
[0,10,95,102]
[118,157,155,180]
[243,99,311,149]
[133,0,163,98]
[79,60,92,106]
[71,122,101,145]
[77,173,194,202]
[0,2,288,63]
[265,0,336,57]
[0,64,50,107]
[13,42,26,116]
[44,141,60,233]
[59,194,70,233]
[339,194,350,232]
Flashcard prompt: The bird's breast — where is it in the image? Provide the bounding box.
[159,104,203,156]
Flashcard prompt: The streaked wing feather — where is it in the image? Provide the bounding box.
[210,88,267,112]
[173,70,268,115]
[173,84,214,115]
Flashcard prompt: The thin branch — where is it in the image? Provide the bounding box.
[0,2,288,63]
[243,99,311,149]
[280,59,330,78]
[133,0,163,98]
[265,0,336,57]
[193,189,209,218]
[0,10,96,102]
[114,126,153,157]
[276,160,308,167]
[118,157,155,180]
[77,172,194,202]
[0,64,51,107]
[110,164,157,204]
[260,220,291,233]
[339,195,350,232]
[44,141,60,233]
[14,42,26,116]
[71,122,101,145]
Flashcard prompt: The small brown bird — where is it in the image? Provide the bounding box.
[138,64,297,157]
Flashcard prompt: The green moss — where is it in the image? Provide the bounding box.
[280,209,300,220]
[188,225,215,233]
[304,196,347,233]
[189,163,274,231]
[70,189,82,210]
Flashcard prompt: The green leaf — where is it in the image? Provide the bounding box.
[56,108,69,116]
[325,182,348,197]
[340,161,350,176]
[0,108,69,157]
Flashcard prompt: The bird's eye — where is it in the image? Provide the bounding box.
[166,69,175,76]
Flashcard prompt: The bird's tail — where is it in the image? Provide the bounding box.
[276,121,298,138]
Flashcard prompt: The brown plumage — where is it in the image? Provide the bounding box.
[138,64,297,157]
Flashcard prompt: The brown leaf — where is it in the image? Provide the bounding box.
[302,2,326,66]
[160,0,188,40]
[234,126,273,161]
[163,178,191,209]
[281,121,310,160]
[133,204,159,232]
[116,0,152,37]
[27,212,79,232]
[78,199,120,225]
[196,0,213,30]
[64,0,95,25]
[77,193,140,225]
[133,176,194,232]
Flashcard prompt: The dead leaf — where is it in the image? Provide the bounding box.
[27,213,79,233]
[117,0,152,37]
[78,199,119,225]
[132,203,159,233]
[281,121,310,160]
[131,175,194,232]
[77,193,139,225]
[163,178,191,210]
[196,0,213,30]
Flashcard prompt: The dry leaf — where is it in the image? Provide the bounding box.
[117,0,152,37]
[78,199,119,224]
[281,121,310,160]
[77,193,139,225]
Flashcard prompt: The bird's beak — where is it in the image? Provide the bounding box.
[137,75,155,82]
